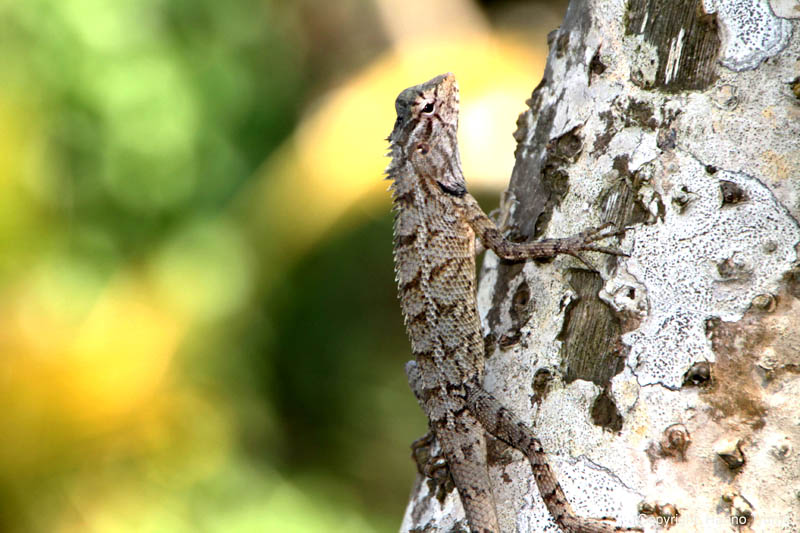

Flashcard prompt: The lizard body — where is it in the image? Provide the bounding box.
[387,73,637,533]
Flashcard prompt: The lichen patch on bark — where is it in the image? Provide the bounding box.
[610,150,800,389]
[702,0,794,71]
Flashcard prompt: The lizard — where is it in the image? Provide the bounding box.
[386,72,639,533]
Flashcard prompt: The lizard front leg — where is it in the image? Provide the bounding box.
[463,194,624,263]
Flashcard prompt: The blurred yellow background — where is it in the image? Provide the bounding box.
[0,0,565,531]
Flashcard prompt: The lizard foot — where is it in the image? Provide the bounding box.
[569,223,629,256]
[556,223,629,270]
[411,432,455,503]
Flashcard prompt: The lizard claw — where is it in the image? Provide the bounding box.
[573,223,629,257]
[584,244,630,257]
[582,222,627,240]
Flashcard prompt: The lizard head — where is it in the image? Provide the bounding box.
[388,73,466,197]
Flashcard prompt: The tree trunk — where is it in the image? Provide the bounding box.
[401,0,800,531]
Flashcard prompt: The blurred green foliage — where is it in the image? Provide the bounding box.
[0,0,423,531]
[0,0,305,224]
[0,0,561,530]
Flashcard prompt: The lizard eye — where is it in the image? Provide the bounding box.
[421,101,435,114]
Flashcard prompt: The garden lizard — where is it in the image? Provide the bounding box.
[387,73,637,533]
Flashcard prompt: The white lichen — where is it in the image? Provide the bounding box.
[610,150,800,389]
[703,0,793,70]
[770,0,800,19]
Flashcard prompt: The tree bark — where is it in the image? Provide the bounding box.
[401,1,800,531]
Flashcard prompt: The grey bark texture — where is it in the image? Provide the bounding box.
[401,0,800,532]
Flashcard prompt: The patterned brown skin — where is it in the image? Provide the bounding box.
[388,73,640,533]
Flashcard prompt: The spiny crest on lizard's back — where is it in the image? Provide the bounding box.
[385,73,466,199]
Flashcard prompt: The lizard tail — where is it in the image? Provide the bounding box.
[467,386,642,533]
